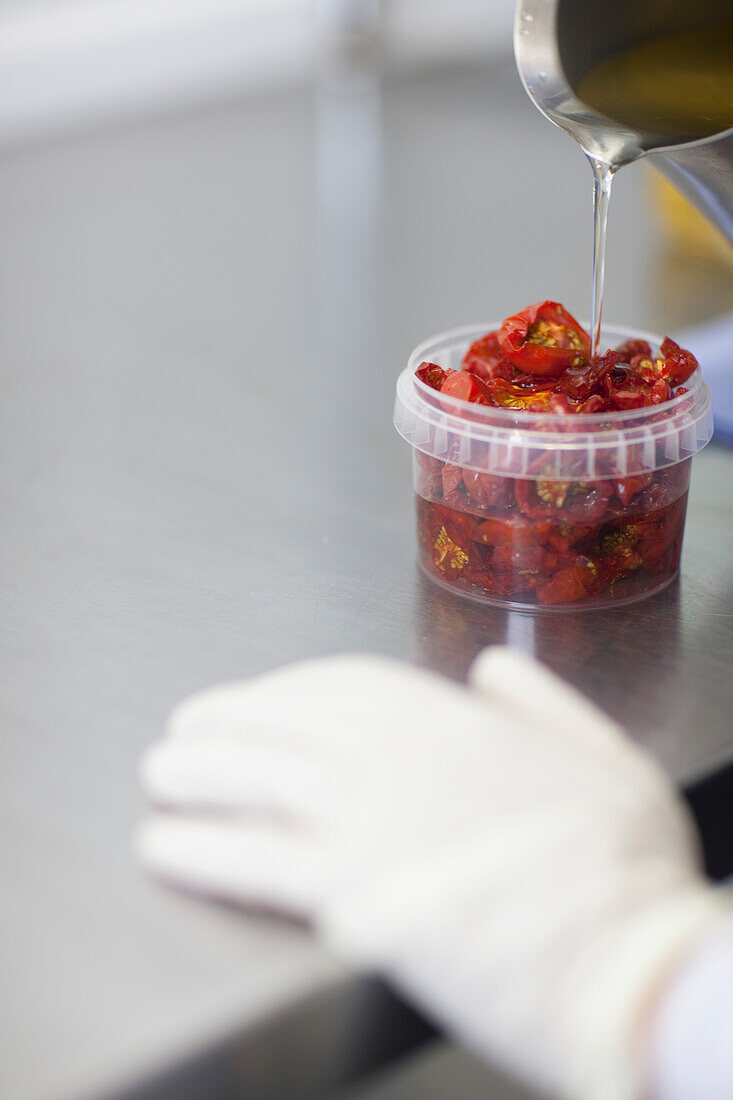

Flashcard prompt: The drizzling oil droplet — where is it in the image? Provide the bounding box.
[521,11,534,21]
[519,28,530,36]
[539,71,547,81]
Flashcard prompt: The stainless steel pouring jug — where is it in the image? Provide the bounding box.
[515,0,733,243]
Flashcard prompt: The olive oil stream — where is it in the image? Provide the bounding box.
[575,23,733,354]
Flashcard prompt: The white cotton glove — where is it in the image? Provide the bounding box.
[137,649,728,1100]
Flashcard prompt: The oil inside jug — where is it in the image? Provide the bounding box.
[574,22,733,352]
[576,23,733,141]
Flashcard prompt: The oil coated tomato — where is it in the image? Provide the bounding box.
[476,513,552,550]
[604,366,672,410]
[418,501,475,568]
[614,343,696,399]
[498,301,591,377]
[614,338,652,362]
[417,305,697,411]
[462,331,513,381]
[535,560,596,604]
[441,463,464,497]
[576,394,608,413]
[478,378,570,411]
[462,470,513,509]
[555,350,618,401]
[593,545,643,588]
[487,567,542,598]
[490,542,560,572]
[440,370,489,403]
[515,470,613,522]
[416,361,448,390]
[479,378,534,408]
[660,338,698,386]
[546,523,594,553]
[637,497,687,558]
[612,474,652,506]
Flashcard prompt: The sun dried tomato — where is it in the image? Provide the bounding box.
[660,338,698,386]
[612,473,652,506]
[633,463,689,513]
[637,496,687,554]
[604,365,672,409]
[441,463,464,497]
[555,350,618,401]
[462,331,514,381]
[476,378,555,410]
[499,301,591,376]
[417,483,687,607]
[535,560,597,604]
[593,545,644,588]
[544,393,578,414]
[577,394,608,413]
[546,523,594,553]
[515,460,613,522]
[462,470,513,509]
[476,513,552,550]
[416,361,448,390]
[436,501,476,541]
[417,313,697,415]
[440,369,489,403]
[430,524,472,579]
[614,338,652,362]
[490,542,560,572]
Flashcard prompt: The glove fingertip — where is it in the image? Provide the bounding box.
[468,645,539,695]
[165,681,248,741]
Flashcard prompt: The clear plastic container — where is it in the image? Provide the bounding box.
[394,323,713,610]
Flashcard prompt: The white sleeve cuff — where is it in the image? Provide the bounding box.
[648,909,733,1100]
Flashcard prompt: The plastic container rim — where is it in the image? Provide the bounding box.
[394,321,714,479]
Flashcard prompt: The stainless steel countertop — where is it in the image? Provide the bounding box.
[2,61,732,1100]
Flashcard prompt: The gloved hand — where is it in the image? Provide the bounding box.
[137,648,727,1100]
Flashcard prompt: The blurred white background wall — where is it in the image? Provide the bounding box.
[0,0,514,143]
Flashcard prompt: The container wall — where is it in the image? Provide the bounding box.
[413,450,691,608]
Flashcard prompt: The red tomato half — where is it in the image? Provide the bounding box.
[499,301,591,377]
[577,394,608,413]
[462,470,513,509]
[535,561,596,604]
[441,463,464,497]
[462,331,511,380]
[440,370,489,403]
[624,340,698,391]
[415,361,448,390]
[614,338,652,362]
[515,470,613,522]
[555,350,618,401]
[659,338,698,386]
[476,513,552,550]
[612,474,652,506]
[604,367,672,410]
